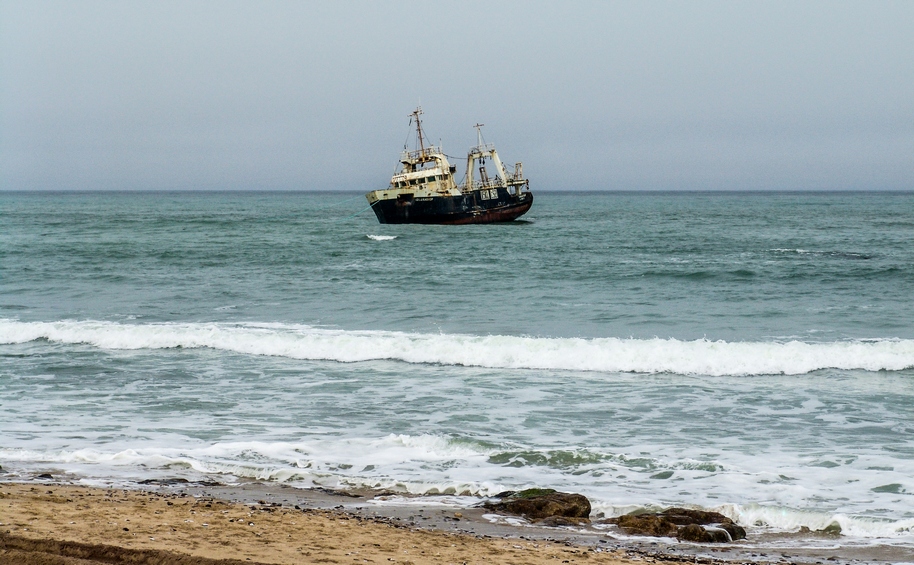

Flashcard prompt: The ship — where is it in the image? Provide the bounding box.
[365,108,532,224]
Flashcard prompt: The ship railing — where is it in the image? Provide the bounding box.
[466,179,509,191]
[467,143,497,157]
[401,146,443,162]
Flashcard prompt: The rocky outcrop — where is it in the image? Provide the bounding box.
[612,513,678,537]
[482,488,591,523]
[607,507,746,542]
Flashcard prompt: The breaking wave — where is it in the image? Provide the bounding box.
[4,438,914,540]
[2,319,913,376]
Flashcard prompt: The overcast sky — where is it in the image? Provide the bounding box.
[1,0,912,191]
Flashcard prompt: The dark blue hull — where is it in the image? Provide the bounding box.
[371,189,532,225]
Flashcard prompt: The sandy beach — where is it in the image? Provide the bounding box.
[1,481,676,565]
[5,479,909,565]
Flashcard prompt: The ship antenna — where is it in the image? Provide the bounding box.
[474,123,485,147]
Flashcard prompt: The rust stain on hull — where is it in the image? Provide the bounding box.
[434,199,533,225]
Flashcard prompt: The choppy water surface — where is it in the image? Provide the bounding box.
[2,191,913,547]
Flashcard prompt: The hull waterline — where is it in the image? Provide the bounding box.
[371,193,533,225]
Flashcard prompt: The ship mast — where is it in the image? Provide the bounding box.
[411,107,425,155]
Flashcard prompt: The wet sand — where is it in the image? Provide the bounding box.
[0,482,655,565]
[1,480,909,564]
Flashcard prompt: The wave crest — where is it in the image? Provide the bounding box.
[1,319,913,376]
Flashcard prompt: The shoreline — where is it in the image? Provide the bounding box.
[0,481,666,565]
[2,477,911,564]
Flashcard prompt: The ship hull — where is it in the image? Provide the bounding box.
[370,191,533,225]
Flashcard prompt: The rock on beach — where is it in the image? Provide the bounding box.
[482,488,592,523]
[607,507,746,542]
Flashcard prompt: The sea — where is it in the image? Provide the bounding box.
[1,191,913,550]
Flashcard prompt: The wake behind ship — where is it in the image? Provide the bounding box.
[366,108,532,224]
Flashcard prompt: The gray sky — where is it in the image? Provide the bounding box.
[2,0,912,191]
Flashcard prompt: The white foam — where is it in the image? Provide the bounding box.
[483,513,531,527]
[366,234,397,241]
[0,439,509,498]
[366,495,477,508]
[4,439,914,542]
[771,248,811,254]
[590,501,914,541]
[724,504,914,539]
[2,319,912,376]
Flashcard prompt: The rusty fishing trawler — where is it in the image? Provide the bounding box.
[366,108,533,224]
